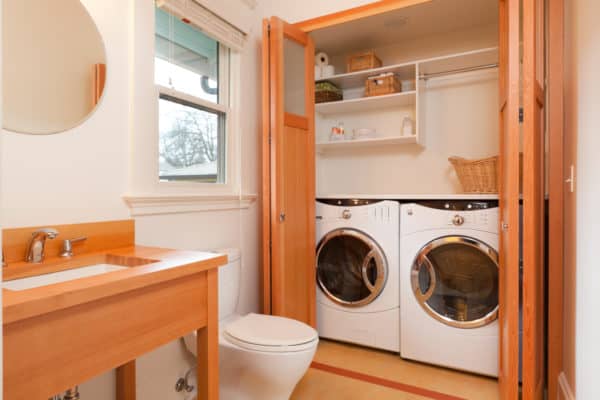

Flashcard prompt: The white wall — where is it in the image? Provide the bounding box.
[1,0,263,399]
[1,0,131,227]
[572,0,600,398]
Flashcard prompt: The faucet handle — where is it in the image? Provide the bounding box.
[60,237,87,258]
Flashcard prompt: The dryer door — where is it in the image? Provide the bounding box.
[411,236,499,329]
[317,229,387,307]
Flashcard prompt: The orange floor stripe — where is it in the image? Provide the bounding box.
[310,362,467,400]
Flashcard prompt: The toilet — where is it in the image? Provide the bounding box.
[183,248,318,400]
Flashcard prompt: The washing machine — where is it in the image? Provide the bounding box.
[400,201,499,376]
[316,199,400,352]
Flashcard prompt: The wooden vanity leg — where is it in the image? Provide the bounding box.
[197,269,219,400]
[116,360,136,400]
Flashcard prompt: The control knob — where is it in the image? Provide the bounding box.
[452,214,465,226]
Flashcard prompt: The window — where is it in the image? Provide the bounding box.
[155,6,230,183]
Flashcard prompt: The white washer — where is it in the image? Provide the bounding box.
[400,202,499,376]
[316,200,400,352]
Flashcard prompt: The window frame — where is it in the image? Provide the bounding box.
[154,32,240,194]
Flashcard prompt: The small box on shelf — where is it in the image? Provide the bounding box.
[365,73,401,97]
[347,51,382,73]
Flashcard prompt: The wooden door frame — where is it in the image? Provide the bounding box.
[547,0,566,399]
[261,18,272,315]
[293,0,432,32]
[498,0,521,397]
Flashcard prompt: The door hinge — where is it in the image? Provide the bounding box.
[519,107,523,123]
[565,164,575,193]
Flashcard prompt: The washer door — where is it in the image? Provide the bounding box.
[317,229,387,307]
[411,236,499,329]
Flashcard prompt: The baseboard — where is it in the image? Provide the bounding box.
[558,372,576,400]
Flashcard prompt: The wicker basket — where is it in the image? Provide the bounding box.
[347,51,382,73]
[315,81,343,103]
[449,156,498,193]
[365,73,401,97]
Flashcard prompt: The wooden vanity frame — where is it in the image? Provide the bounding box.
[2,220,223,400]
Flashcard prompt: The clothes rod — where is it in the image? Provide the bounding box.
[419,63,499,80]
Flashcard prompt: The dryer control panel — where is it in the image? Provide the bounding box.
[401,203,499,235]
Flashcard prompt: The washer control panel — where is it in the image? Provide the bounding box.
[316,200,399,224]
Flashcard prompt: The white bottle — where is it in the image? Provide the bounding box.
[402,117,414,137]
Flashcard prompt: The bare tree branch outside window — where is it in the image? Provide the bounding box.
[159,107,218,169]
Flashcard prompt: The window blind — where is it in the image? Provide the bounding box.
[156,0,246,51]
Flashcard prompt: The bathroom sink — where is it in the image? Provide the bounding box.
[2,264,128,291]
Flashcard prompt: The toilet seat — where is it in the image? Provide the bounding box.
[224,313,318,353]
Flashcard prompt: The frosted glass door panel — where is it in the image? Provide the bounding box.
[283,38,306,116]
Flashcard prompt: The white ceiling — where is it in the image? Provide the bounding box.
[310,0,499,55]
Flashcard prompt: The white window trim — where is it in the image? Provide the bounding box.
[124,2,251,215]
[123,193,257,216]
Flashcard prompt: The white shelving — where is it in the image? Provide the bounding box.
[315,91,416,115]
[418,47,498,78]
[316,63,416,90]
[314,47,499,153]
[316,136,418,153]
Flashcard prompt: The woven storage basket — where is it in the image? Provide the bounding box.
[347,51,382,73]
[315,81,343,103]
[365,73,401,97]
[449,156,498,193]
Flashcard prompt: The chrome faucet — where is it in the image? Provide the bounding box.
[25,228,59,263]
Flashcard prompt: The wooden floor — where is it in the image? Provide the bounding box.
[291,340,499,400]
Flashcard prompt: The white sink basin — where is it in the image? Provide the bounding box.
[2,264,128,291]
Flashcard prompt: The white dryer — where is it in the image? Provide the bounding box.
[400,201,499,376]
[316,200,400,352]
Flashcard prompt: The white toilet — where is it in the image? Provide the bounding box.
[183,249,318,400]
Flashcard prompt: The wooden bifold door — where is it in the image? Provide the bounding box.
[263,1,547,398]
[262,17,316,327]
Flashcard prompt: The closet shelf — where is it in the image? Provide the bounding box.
[316,63,416,90]
[315,91,416,115]
[316,135,418,152]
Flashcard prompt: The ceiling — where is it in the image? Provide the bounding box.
[310,0,498,55]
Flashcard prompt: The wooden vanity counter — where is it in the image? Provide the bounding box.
[2,221,225,400]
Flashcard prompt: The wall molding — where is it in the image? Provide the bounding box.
[123,194,257,216]
[558,372,576,400]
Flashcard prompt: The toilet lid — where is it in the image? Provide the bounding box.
[224,313,318,353]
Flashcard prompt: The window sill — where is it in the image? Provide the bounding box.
[123,193,257,216]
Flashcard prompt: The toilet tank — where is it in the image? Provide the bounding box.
[214,248,241,321]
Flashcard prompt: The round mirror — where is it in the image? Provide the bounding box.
[2,0,107,134]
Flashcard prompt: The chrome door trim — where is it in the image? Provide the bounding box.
[316,228,388,307]
[411,235,499,329]
[412,254,437,302]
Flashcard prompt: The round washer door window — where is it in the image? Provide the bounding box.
[411,236,499,329]
[317,229,387,307]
